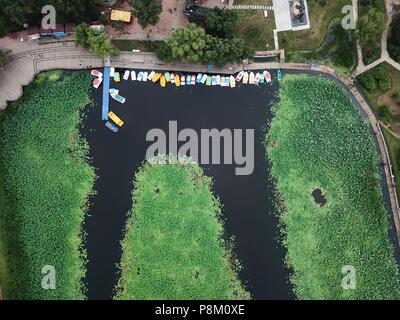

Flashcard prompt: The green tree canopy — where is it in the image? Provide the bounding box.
[132,0,162,29]
[204,7,238,39]
[157,23,252,66]
[357,8,385,47]
[74,23,119,58]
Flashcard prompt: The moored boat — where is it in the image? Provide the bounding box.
[171,73,175,83]
[152,73,162,83]
[200,74,208,84]
[160,75,166,87]
[111,93,126,104]
[225,77,230,87]
[191,75,196,85]
[221,76,225,86]
[186,75,191,85]
[93,77,103,89]
[255,73,261,84]
[108,111,124,127]
[148,71,155,81]
[114,72,120,83]
[230,76,236,88]
[105,121,118,133]
[249,72,255,84]
[175,74,181,87]
[211,76,217,86]
[91,69,103,78]
[165,72,171,82]
[110,67,115,77]
[206,76,212,86]
[216,75,221,85]
[137,72,144,81]
[142,72,148,82]
[277,69,282,81]
[242,72,249,84]
[263,70,271,83]
[181,75,186,85]
[131,71,136,81]
[235,71,244,82]
[196,73,203,83]
[109,88,119,95]
[123,70,130,80]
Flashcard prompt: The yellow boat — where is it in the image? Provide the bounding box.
[108,111,124,127]
[175,74,181,87]
[152,73,162,83]
[160,75,166,88]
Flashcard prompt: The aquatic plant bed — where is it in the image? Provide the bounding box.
[267,74,400,299]
[0,71,95,299]
[115,159,249,299]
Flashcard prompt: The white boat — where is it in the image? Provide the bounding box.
[123,70,130,80]
[191,75,196,85]
[221,76,226,86]
[263,70,272,83]
[242,72,249,84]
[249,72,255,84]
[230,76,236,88]
[171,73,175,84]
[109,88,119,95]
[181,75,186,85]
[211,76,217,86]
[131,71,136,81]
[196,73,203,83]
[137,72,144,81]
[255,73,261,84]
[216,75,221,85]
[200,74,208,84]
[93,77,103,89]
[91,70,103,78]
[148,71,155,81]
[235,71,244,82]
[111,94,126,104]
[142,72,148,82]
[110,67,115,78]
[225,77,230,87]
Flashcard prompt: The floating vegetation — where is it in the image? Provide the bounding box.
[0,71,95,299]
[115,158,250,300]
[267,74,400,299]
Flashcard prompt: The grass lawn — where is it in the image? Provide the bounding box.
[280,0,352,51]
[0,71,95,299]
[115,159,249,300]
[267,74,400,299]
[235,9,276,51]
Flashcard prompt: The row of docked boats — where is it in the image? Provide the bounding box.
[114,69,275,88]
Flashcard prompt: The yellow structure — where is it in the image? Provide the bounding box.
[111,10,132,23]
[108,111,124,127]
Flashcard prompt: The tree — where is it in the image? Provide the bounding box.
[132,0,162,29]
[74,23,119,58]
[204,7,237,39]
[157,24,253,66]
[0,50,6,66]
[357,8,385,47]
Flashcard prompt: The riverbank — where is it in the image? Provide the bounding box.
[115,159,250,300]
[267,74,400,299]
[0,71,95,299]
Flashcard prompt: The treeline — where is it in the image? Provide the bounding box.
[0,0,101,37]
[389,14,400,63]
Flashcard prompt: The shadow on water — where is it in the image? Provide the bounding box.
[81,71,294,300]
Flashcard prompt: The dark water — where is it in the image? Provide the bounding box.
[311,189,327,207]
[81,71,293,300]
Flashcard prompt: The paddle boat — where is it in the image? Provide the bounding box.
[211,76,217,86]
[105,121,118,133]
[225,77,230,87]
[175,74,181,87]
[242,72,249,84]
[93,77,103,89]
[277,69,282,81]
[221,76,225,86]
[114,72,120,83]
[137,71,144,81]
[249,72,255,84]
[216,75,221,85]
[206,76,212,86]
[110,67,115,77]
[148,71,155,81]
[165,72,171,82]
[181,75,186,85]
[142,72,148,82]
[263,70,271,83]
[91,69,103,78]
[196,73,203,83]
[131,71,136,81]
[230,76,236,88]
[255,73,261,85]
[109,88,119,95]
[111,93,126,104]
[160,75,166,88]
[200,74,208,84]
[108,111,124,127]
[191,75,196,85]
[259,75,265,85]
[171,73,175,83]
[123,70,130,80]
[152,73,162,83]
[235,71,244,82]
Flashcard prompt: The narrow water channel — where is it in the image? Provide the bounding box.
[81,71,293,300]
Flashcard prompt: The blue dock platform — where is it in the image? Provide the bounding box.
[102,65,110,120]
